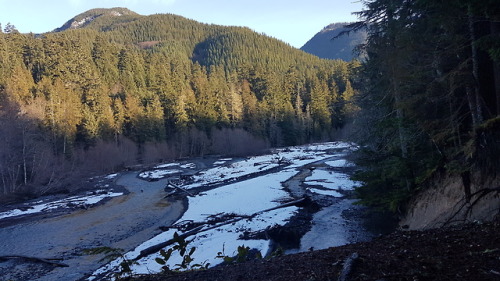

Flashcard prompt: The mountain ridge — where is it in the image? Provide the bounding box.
[0,6,359,195]
[301,22,367,61]
[53,7,140,32]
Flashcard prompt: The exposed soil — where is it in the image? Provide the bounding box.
[126,218,500,281]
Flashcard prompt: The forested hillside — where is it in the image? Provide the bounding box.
[0,8,358,198]
[350,0,500,223]
[301,22,367,61]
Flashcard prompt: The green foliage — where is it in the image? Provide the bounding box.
[349,0,500,213]
[216,245,260,264]
[0,9,360,195]
[154,232,209,272]
[216,244,284,264]
[81,247,136,278]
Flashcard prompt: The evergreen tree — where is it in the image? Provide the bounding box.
[349,0,500,212]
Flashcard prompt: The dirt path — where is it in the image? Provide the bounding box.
[0,173,184,281]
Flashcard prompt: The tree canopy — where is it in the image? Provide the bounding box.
[0,9,358,197]
[350,0,500,212]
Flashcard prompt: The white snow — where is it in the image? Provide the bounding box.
[90,168,298,279]
[105,173,119,179]
[130,206,295,275]
[88,142,360,279]
[275,142,352,169]
[154,163,179,169]
[139,169,182,179]
[183,142,357,190]
[180,163,196,169]
[140,163,195,180]
[307,188,343,197]
[0,191,123,220]
[183,155,281,189]
[183,169,297,221]
[305,170,360,191]
[325,159,355,168]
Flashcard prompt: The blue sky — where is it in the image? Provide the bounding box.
[0,0,362,48]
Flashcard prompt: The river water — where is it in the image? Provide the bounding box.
[0,173,184,281]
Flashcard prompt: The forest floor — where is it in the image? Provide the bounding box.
[126,218,500,281]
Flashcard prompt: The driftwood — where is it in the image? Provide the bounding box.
[253,197,306,216]
[338,252,359,281]
[0,255,69,267]
[166,181,194,197]
[160,212,254,232]
[137,225,205,260]
[137,197,307,260]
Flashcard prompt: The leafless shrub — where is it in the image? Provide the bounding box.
[143,141,175,164]
[210,128,269,157]
[77,136,139,174]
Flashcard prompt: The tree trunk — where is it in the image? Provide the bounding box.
[1,169,6,194]
[468,5,483,124]
[22,127,28,185]
[491,21,500,116]
[466,86,480,127]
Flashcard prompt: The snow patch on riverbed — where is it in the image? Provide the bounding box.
[184,169,296,221]
[178,142,354,189]
[90,168,299,279]
[89,142,360,279]
[131,206,297,275]
[138,169,182,180]
[305,170,360,192]
[325,159,355,168]
[183,156,281,189]
[0,190,123,220]
[308,188,343,197]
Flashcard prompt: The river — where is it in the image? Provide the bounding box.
[0,142,387,280]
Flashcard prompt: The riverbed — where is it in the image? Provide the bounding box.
[0,174,184,281]
[0,142,384,280]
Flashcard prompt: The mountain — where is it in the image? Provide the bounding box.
[0,8,360,195]
[52,8,329,72]
[53,7,139,32]
[301,23,367,61]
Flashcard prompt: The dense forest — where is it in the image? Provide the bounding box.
[0,8,358,198]
[350,0,500,213]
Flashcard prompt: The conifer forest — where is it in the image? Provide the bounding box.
[0,9,357,196]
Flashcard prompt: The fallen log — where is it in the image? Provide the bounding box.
[139,216,248,260]
[252,197,306,217]
[0,255,69,267]
[137,225,205,260]
[137,197,307,261]
[338,252,359,281]
[166,181,194,197]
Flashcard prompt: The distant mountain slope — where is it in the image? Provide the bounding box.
[54,7,140,32]
[52,8,331,73]
[0,7,360,204]
[301,23,367,61]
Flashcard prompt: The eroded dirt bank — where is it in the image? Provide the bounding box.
[401,170,500,230]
